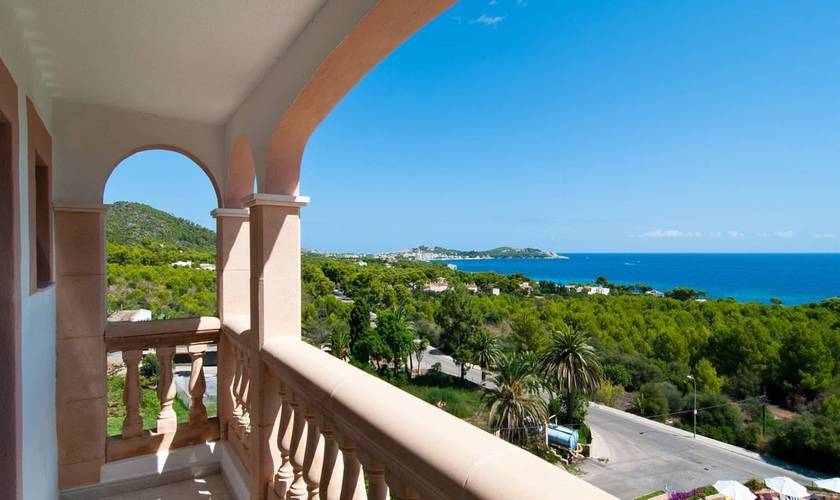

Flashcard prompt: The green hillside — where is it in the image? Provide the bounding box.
[106,201,215,251]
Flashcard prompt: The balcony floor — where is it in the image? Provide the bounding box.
[99,474,230,500]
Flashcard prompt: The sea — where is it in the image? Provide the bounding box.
[442,253,840,306]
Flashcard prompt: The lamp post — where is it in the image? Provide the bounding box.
[687,375,697,438]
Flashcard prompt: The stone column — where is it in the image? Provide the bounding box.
[243,194,308,345]
[54,203,108,488]
[243,193,308,500]
[213,208,249,440]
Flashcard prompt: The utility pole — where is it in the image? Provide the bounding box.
[762,389,767,436]
[687,375,697,438]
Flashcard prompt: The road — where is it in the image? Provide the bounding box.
[581,404,818,499]
[414,347,819,499]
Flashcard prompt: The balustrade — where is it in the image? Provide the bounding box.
[258,336,616,500]
[104,317,221,462]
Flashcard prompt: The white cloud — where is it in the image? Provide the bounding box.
[471,14,506,26]
[517,0,528,6]
[488,0,499,5]
[814,233,838,240]
[633,229,703,239]
[726,230,745,239]
[757,230,795,238]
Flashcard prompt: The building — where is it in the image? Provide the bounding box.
[107,309,152,322]
[520,281,535,294]
[465,282,479,293]
[171,260,193,268]
[491,287,501,296]
[198,263,216,271]
[0,2,614,499]
[646,289,665,298]
[446,263,457,270]
[587,285,611,296]
[424,277,449,293]
[356,260,368,266]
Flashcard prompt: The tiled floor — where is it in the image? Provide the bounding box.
[100,474,230,500]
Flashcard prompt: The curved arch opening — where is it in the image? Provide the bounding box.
[104,149,218,320]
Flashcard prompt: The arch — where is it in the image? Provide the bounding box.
[264,0,454,194]
[224,136,256,208]
[102,144,222,208]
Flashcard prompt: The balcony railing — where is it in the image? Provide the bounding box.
[100,316,614,499]
[259,336,615,500]
[104,317,221,462]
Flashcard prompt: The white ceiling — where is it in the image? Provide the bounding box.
[7,0,327,124]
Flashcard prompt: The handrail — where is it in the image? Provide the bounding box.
[261,336,616,500]
[105,316,221,352]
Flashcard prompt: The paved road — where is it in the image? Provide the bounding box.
[581,404,818,499]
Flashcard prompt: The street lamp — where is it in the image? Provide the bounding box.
[687,375,697,438]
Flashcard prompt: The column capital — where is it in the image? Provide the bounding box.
[241,193,310,209]
[211,208,250,219]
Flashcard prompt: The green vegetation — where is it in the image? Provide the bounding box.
[406,245,559,259]
[633,491,665,500]
[106,357,189,437]
[105,203,840,473]
[107,201,215,248]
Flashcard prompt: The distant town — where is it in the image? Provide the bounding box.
[306,244,566,261]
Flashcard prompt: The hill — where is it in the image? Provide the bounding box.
[106,201,215,251]
[378,245,561,260]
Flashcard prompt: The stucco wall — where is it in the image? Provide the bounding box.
[1,3,59,497]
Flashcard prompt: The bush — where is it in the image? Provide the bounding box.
[140,353,159,379]
[593,381,625,408]
[769,413,840,475]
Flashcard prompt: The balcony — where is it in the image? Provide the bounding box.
[57,314,614,499]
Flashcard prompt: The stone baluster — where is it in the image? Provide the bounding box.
[287,393,308,499]
[302,403,324,499]
[364,461,388,500]
[121,349,143,438]
[155,346,177,433]
[338,437,367,500]
[273,384,295,497]
[239,351,251,439]
[385,474,420,500]
[320,419,343,500]
[188,344,208,425]
[230,345,244,434]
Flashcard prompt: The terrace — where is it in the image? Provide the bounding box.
[0,1,615,498]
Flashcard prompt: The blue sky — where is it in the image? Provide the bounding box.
[106,0,840,253]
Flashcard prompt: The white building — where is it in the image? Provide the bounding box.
[198,263,216,271]
[587,285,611,296]
[425,278,449,293]
[465,283,479,293]
[171,260,192,268]
[107,309,152,322]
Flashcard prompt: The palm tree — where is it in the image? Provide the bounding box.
[472,330,501,382]
[327,329,351,361]
[413,337,429,375]
[542,324,603,425]
[483,353,547,445]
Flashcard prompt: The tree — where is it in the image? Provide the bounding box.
[483,353,547,445]
[596,276,609,287]
[435,286,482,380]
[542,325,603,425]
[349,299,371,347]
[327,328,351,361]
[510,310,547,353]
[378,308,415,377]
[413,337,430,375]
[472,330,501,382]
[352,329,388,369]
[694,358,724,394]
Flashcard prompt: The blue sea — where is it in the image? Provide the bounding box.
[442,254,840,305]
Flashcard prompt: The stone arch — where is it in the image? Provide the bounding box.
[103,144,223,207]
[224,136,256,208]
[264,0,454,195]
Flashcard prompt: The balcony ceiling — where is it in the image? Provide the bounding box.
[5,0,327,123]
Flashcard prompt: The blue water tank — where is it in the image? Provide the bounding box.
[546,424,579,449]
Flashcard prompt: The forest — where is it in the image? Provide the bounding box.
[105,204,840,474]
